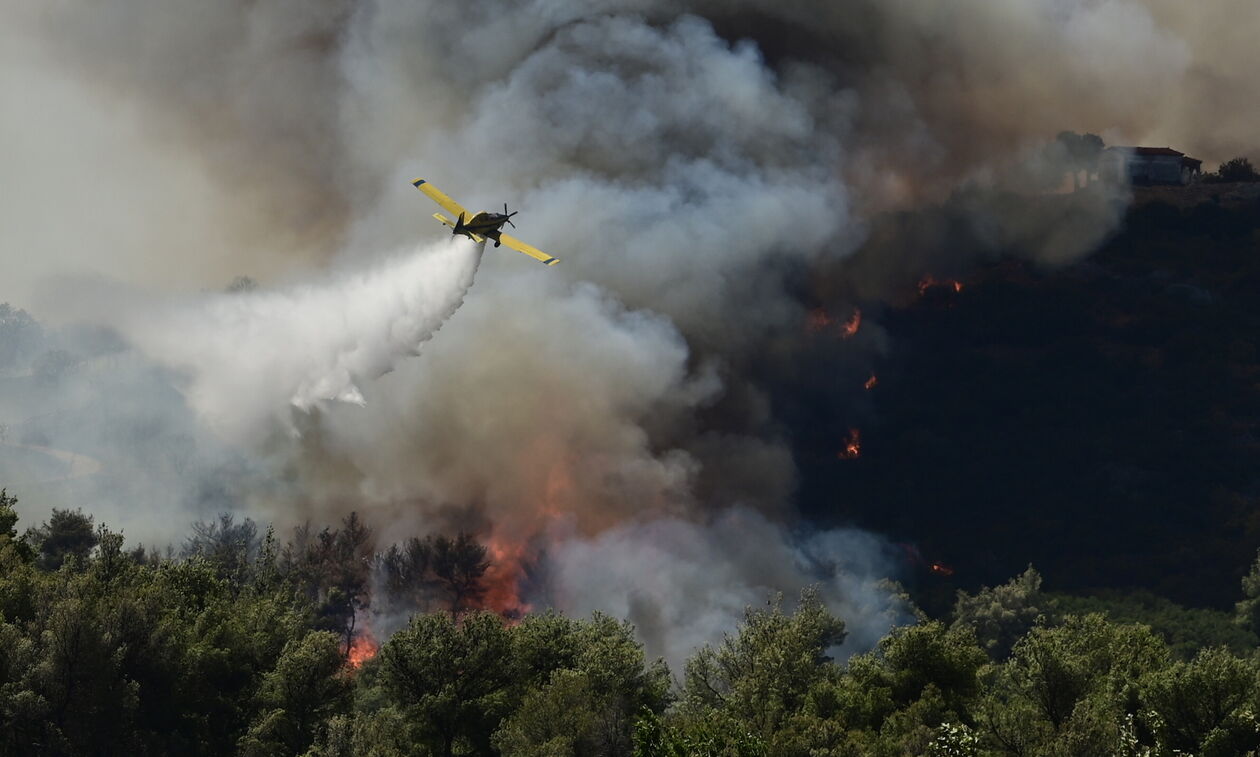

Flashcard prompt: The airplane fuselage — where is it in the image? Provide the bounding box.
[456,211,512,245]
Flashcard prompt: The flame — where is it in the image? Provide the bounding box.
[482,533,532,619]
[917,276,964,295]
[474,457,579,620]
[929,562,955,577]
[837,428,862,459]
[840,308,862,339]
[806,307,834,333]
[346,630,379,669]
[864,374,878,390]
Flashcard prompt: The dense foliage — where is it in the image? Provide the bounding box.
[5,489,1260,756]
[1205,157,1259,183]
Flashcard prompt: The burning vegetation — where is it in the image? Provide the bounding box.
[837,428,862,460]
[805,306,863,339]
[841,308,862,339]
[917,276,965,295]
[806,307,834,333]
[346,630,379,669]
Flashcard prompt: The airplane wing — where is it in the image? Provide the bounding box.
[412,179,468,219]
[498,233,559,266]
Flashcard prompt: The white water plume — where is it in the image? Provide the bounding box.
[109,239,483,441]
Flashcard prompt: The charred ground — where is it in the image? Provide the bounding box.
[788,190,1260,611]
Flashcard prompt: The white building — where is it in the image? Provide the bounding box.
[1102,147,1203,186]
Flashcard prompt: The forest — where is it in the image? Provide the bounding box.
[5,489,1260,757]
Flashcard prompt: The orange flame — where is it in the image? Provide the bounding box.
[917,277,964,295]
[347,631,379,669]
[864,374,878,390]
[837,428,862,459]
[473,458,578,621]
[841,308,862,339]
[482,534,532,619]
[930,562,955,577]
[806,308,834,333]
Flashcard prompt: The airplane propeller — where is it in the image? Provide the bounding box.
[503,203,518,229]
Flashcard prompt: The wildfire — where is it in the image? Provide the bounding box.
[806,307,834,333]
[482,533,533,620]
[806,306,862,338]
[346,631,379,669]
[840,308,862,339]
[472,456,578,622]
[837,428,862,459]
[917,276,964,295]
[929,562,956,577]
[864,374,878,390]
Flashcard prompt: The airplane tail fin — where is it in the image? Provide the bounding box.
[453,212,465,236]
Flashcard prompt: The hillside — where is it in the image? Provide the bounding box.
[798,192,1260,609]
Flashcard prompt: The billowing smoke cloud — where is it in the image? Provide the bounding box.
[3,0,1256,661]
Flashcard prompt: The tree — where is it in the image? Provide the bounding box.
[952,566,1043,660]
[377,611,516,757]
[1234,548,1260,633]
[27,584,140,754]
[377,532,492,618]
[226,276,259,293]
[0,489,21,542]
[978,614,1170,754]
[238,631,352,756]
[378,536,437,612]
[1214,156,1259,183]
[182,512,262,584]
[1139,647,1260,756]
[25,509,98,570]
[826,619,987,755]
[282,513,373,653]
[496,612,670,756]
[493,669,607,756]
[631,708,768,757]
[682,589,846,743]
[0,304,42,372]
[0,491,36,624]
[1056,131,1106,190]
[304,708,415,757]
[430,533,490,617]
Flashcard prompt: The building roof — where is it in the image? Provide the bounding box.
[1105,146,1202,168]
[1107,146,1185,157]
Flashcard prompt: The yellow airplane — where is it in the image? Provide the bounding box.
[412,178,558,266]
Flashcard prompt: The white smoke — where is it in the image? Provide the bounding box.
[545,509,911,670]
[96,239,483,442]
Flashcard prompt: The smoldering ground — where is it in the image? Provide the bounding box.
[3,0,1256,661]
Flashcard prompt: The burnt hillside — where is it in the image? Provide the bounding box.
[798,195,1260,609]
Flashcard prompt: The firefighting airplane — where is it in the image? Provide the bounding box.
[412,178,558,266]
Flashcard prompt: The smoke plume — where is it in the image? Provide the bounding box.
[3,0,1256,661]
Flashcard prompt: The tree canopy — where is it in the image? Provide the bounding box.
[1,495,1260,755]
